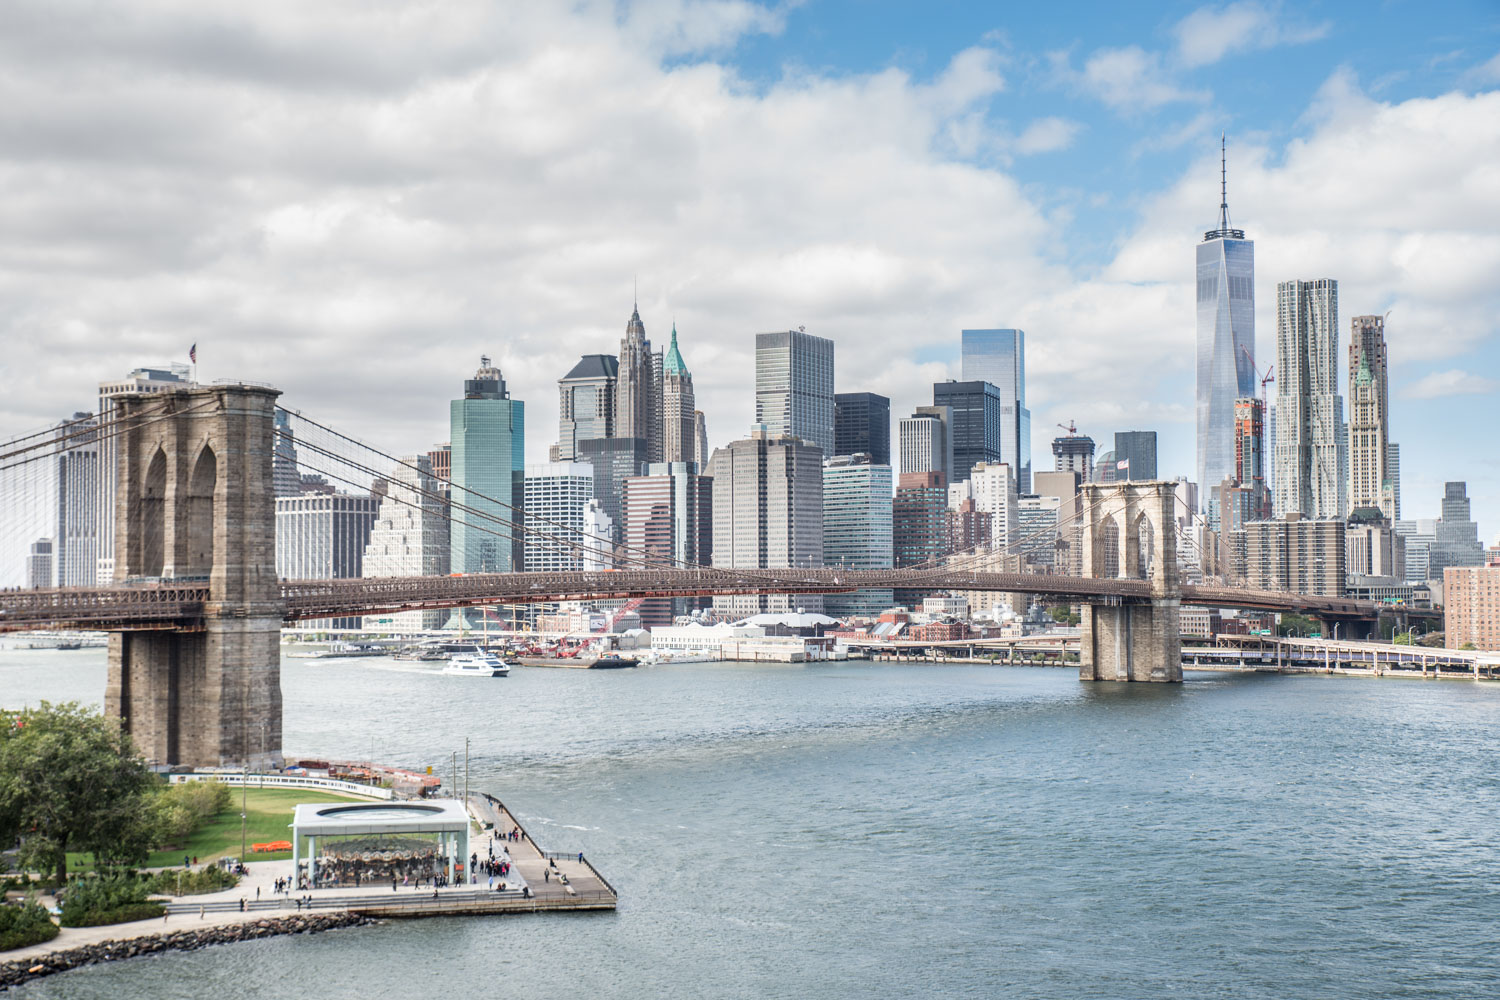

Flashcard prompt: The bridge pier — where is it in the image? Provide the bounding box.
[103,384,284,769]
[1077,482,1182,683]
[1080,600,1182,682]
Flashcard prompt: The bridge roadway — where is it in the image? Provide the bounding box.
[0,567,1434,634]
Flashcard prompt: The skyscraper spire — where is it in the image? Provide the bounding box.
[1203,132,1244,242]
[1219,131,1230,232]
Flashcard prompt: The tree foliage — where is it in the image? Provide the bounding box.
[0,702,156,885]
[0,895,58,951]
[149,780,231,846]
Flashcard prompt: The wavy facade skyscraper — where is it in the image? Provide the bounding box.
[1274,279,1345,519]
[1195,136,1256,523]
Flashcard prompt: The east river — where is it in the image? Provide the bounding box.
[3,648,1499,998]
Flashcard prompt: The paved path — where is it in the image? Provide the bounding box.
[3,906,282,964]
[467,794,613,902]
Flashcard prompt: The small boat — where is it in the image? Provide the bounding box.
[589,654,638,669]
[442,646,512,677]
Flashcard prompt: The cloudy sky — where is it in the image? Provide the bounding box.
[1,0,1497,539]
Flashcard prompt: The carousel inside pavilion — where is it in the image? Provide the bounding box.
[291,801,473,889]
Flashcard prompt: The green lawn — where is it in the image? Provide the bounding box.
[66,788,381,872]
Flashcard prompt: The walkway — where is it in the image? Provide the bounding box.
[467,793,616,903]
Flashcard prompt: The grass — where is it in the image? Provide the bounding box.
[65,788,381,872]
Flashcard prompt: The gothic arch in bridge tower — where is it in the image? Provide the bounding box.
[140,448,167,578]
[1092,513,1120,580]
[1077,481,1181,683]
[181,443,217,578]
[105,384,284,769]
[1129,511,1155,581]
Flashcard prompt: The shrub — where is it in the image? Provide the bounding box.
[58,902,164,928]
[58,873,164,927]
[0,897,59,951]
[141,866,238,896]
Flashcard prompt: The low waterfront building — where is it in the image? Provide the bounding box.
[291,799,470,889]
[922,595,968,619]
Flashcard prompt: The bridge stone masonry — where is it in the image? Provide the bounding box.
[103,384,284,770]
[1077,481,1182,683]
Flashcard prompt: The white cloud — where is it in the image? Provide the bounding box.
[1400,370,1500,400]
[1054,45,1209,111]
[1461,51,1500,87]
[1014,116,1081,155]
[1173,2,1331,69]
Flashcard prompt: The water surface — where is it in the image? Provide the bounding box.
[3,648,1497,998]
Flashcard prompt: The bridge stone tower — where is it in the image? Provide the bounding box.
[1078,481,1182,682]
[104,384,284,768]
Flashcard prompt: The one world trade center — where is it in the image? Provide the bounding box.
[1195,135,1256,524]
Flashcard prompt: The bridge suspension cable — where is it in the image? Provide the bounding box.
[279,408,805,590]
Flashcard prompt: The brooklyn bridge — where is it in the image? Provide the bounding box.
[0,383,1434,769]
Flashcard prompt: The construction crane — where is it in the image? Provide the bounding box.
[1239,346,1274,403]
[1056,420,1078,436]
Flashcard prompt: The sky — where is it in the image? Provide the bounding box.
[0,0,1497,542]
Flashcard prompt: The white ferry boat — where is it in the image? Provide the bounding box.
[441,645,513,677]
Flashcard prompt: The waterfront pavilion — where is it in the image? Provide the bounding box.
[291,800,471,889]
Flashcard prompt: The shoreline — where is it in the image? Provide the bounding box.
[0,912,374,991]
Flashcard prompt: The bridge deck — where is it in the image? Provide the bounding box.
[0,569,1437,633]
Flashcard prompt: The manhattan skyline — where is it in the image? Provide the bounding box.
[0,1,1495,534]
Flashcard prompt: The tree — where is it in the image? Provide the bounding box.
[0,702,156,885]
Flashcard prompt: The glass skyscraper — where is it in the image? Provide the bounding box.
[449,356,525,579]
[822,455,893,617]
[1195,138,1256,517]
[959,329,1031,493]
[932,381,1003,486]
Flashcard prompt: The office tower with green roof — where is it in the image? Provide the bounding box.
[662,323,697,467]
[449,355,525,587]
